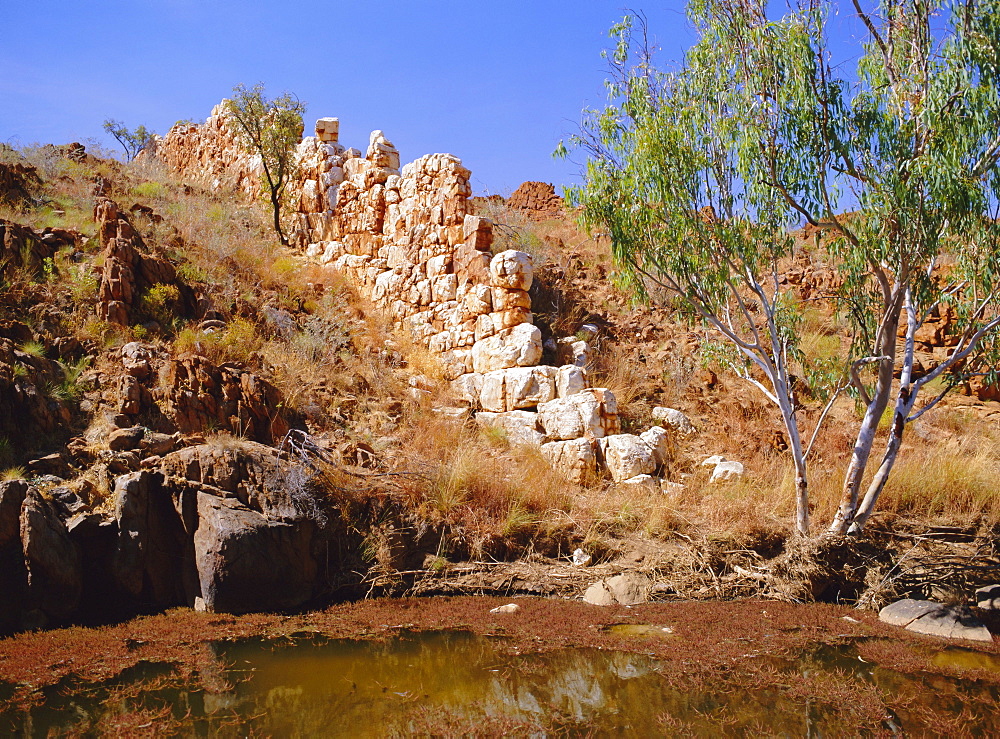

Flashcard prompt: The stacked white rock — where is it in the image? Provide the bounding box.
[148,108,687,489]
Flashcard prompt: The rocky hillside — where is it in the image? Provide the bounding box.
[0,110,998,634]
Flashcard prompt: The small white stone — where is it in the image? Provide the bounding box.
[653,407,697,435]
[618,474,661,494]
[490,603,520,614]
[710,460,744,483]
[660,480,685,495]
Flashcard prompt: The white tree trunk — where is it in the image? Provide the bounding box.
[827,296,903,535]
[828,403,881,534]
[850,289,919,533]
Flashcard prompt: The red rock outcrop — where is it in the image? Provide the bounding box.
[506,181,564,220]
[155,354,295,445]
[147,106,626,485]
[0,338,73,450]
[0,220,58,281]
[94,197,193,326]
[0,160,41,210]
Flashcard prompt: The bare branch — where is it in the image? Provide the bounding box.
[849,355,888,407]
[805,383,846,460]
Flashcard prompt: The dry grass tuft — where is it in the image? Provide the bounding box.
[390,414,577,553]
[878,434,1000,525]
[174,318,263,365]
[589,340,648,410]
[1,467,27,482]
[202,430,258,451]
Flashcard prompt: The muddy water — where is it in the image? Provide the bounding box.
[3,630,999,736]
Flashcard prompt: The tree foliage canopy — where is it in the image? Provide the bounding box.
[224,83,305,247]
[102,119,154,162]
[562,0,1000,536]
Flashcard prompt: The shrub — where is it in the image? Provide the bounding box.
[67,264,99,304]
[175,262,208,284]
[132,181,167,200]
[55,356,91,402]
[174,318,262,366]
[270,256,299,278]
[139,283,182,328]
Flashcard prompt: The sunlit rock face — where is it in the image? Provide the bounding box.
[147,109,646,484]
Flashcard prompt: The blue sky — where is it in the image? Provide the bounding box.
[1,2,868,195]
[1,1,697,194]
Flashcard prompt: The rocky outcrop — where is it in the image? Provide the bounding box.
[652,407,696,436]
[779,249,844,302]
[144,442,323,614]
[94,197,195,326]
[537,389,619,441]
[0,338,74,456]
[0,481,28,632]
[0,159,41,210]
[0,220,59,281]
[113,470,195,609]
[156,355,296,445]
[598,434,657,483]
[20,489,82,621]
[475,410,545,447]
[540,438,597,485]
[146,107,670,487]
[506,181,564,221]
[141,112,267,197]
[879,599,992,642]
[158,441,311,517]
[0,480,28,549]
[195,491,317,614]
[1,442,335,630]
[99,341,301,444]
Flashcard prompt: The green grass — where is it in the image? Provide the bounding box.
[55,356,91,402]
[132,181,167,200]
[17,340,45,358]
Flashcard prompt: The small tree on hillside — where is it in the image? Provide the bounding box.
[224,83,305,247]
[561,2,1000,536]
[102,119,154,161]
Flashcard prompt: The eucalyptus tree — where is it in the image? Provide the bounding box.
[561,1,1000,536]
[225,83,306,247]
[102,119,154,162]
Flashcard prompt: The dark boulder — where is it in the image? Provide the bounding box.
[112,470,198,610]
[0,480,29,632]
[0,479,28,549]
[194,490,318,614]
[20,489,82,623]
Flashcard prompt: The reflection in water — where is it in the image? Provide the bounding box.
[931,647,1000,673]
[1,631,999,735]
[604,623,675,638]
[217,632,665,735]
